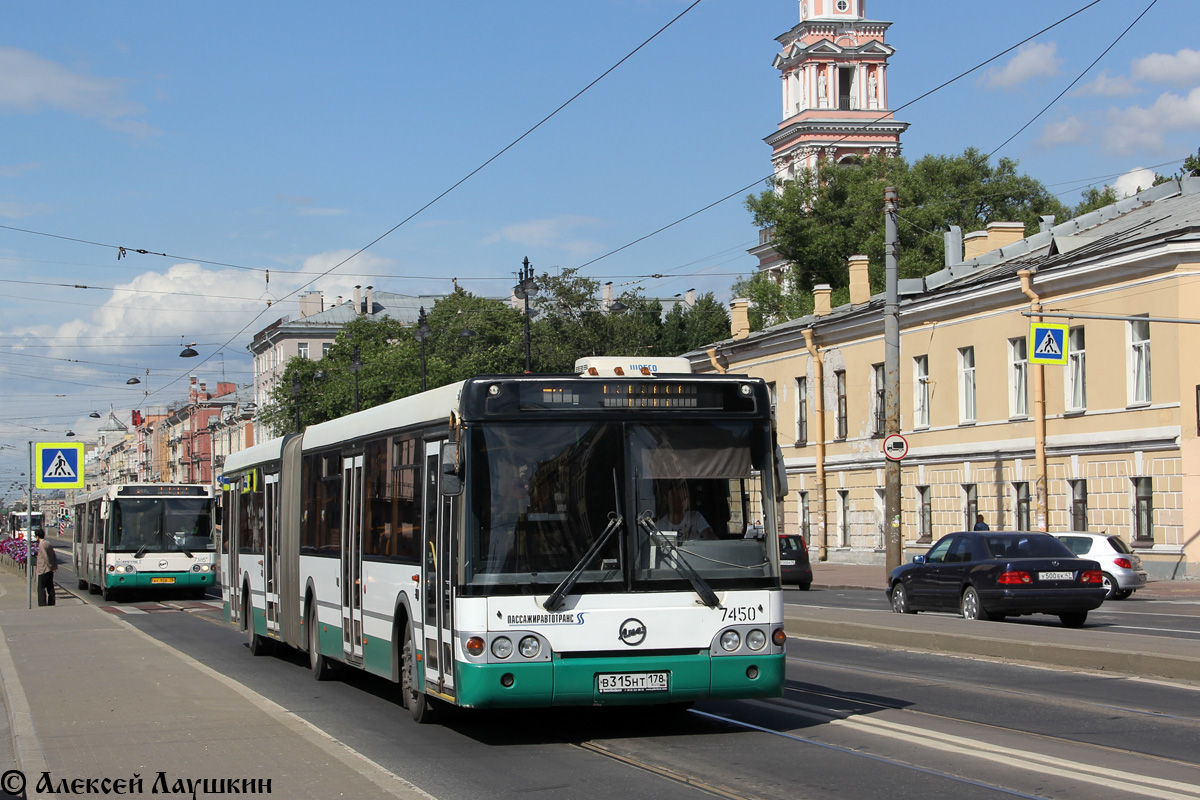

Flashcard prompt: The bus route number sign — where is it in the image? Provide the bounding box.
[883,434,909,461]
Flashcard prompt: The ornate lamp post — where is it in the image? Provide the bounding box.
[513,256,538,374]
[414,307,432,392]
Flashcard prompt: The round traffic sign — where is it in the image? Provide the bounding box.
[883,433,908,461]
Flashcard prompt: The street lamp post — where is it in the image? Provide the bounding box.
[414,307,432,392]
[350,345,362,412]
[513,256,538,374]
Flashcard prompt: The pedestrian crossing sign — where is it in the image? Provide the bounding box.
[35,443,85,489]
[1029,322,1069,365]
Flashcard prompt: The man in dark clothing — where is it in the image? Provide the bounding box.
[973,514,990,531]
[35,529,57,606]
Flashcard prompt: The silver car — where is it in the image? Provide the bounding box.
[1055,532,1147,599]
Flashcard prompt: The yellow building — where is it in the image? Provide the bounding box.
[693,178,1200,580]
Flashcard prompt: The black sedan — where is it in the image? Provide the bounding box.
[886,531,1107,627]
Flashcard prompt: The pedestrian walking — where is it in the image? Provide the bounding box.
[35,528,57,607]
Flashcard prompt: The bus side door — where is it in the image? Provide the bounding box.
[419,440,456,698]
[341,455,365,663]
[264,472,281,635]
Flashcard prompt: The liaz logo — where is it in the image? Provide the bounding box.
[618,618,646,646]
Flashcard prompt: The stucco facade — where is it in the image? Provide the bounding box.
[697,179,1200,579]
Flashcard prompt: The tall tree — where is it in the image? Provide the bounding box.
[743,148,1072,326]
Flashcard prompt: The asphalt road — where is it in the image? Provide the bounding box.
[785,585,1200,641]
[42,556,1200,800]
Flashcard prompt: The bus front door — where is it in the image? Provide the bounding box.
[419,441,455,699]
[341,455,365,663]
[264,472,280,635]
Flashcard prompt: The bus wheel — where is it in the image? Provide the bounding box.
[308,602,334,681]
[403,622,440,724]
[101,584,115,602]
[77,578,88,591]
[245,595,272,656]
[88,583,100,595]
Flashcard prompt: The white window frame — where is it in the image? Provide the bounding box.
[1009,337,1028,418]
[297,342,309,360]
[1066,327,1086,413]
[837,489,850,547]
[913,355,930,429]
[958,346,976,424]
[1128,318,1151,406]
[795,377,808,445]
[872,363,885,436]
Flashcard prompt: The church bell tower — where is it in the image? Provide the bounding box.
[767,0,908,182]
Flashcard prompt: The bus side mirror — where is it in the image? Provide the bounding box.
[440,441,463,497]
[774,444,789,501]
[99,503,109,520]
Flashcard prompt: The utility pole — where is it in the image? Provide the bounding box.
[884,187,903,574]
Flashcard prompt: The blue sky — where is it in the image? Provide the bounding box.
[2,0,1198,488]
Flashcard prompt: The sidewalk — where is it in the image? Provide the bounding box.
[808,561,1200,600]
[0,567,432,800]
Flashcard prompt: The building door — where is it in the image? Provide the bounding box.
[419,440,455,697]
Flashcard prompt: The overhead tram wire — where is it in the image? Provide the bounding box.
[568,0,1107,275]
[141,1,708,397]
[986,0,1159,160]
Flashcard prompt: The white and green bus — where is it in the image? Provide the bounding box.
[220,357,788,722]
[72,483,217,601]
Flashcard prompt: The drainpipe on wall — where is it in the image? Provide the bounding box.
[705,347,727,374]
[802,328,828,561]
[1018,269,1048,532]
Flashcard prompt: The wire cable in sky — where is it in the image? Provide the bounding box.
[987,0,1158,159]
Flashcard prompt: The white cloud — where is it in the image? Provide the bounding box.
[1110,168,1158,198]
[299,207,348,217]
[0,162,40,178]
[482,215,605,257]
[0,200,53,218]
[1101,87,1200,154]
[1075,71,1138,98]
[983,42,1062,90]
[0,46,158,136]
[1036,116,1089,147]
[1132,48,1200,87]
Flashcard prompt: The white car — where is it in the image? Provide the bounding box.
[1055,532,1147,600]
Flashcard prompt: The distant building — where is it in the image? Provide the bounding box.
[247,287,445,440]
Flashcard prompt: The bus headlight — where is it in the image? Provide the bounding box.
[491,637,513,659]
[746,629,767,651]
[720,630,741,651]
[465,637,485,656]
[191,564,212,573]
[518,636,541,658]
[109,564,136,575]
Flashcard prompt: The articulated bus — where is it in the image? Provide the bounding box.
[8,511,44,537]
[220,357,788,722]
[73,483,217,601]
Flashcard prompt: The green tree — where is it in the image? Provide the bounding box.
[1072,185,1119,217]
[743,148,1071,326]
[656,292,732,355]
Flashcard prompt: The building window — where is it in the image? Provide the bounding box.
[1009,337,1028,417]
[917,485,932,543]
[322,342,332,357]
[798,491,810,541]
[1070,479,1088,531]
[835,370,848,440]
[958,347,976,424]
[838,65,853,110]
[964,484,978,530]
[1134,477,1153,543]
[297,342,309,360]
[837,489,849,547]
[874,488,886,548]
[1015,482,1030,531]
[766,381,777,425]
[795,377,808,445]
[1067,327,1086,412]
[872,363,885,436]
[913,355,930,429]
[1129,318,1151,405]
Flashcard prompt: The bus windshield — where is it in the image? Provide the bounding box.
[109,498,215,553]
[463,419,777,596]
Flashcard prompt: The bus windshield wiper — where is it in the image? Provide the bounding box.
[134,544,149,559]
[543,512,622,612]
[637,512,721,609]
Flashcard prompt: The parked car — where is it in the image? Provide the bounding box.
[1054,532,1147,600]
[886,531,1106,627]
[779,534,812,590]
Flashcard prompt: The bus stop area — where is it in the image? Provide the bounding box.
[0,565,429,800]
